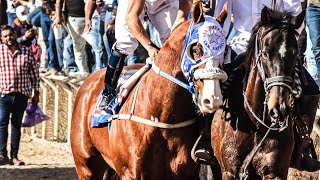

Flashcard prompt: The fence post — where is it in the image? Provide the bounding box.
[41,77,59,141]
[55,81,73,144]
[40,81,47,140]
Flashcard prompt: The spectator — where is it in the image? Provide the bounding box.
[53,0,90,80]
[307,0,320,85]
[0,0,8,26]
[102,0,116,60]
[0,25,40,166]
[63,34,77,74]
[45,1,65,76]
[83,1,104,73]
[6,0,19,26]
[305,26,317,80]
[31,1,61,75]
[26,0,43,25]
[12,5,36,47]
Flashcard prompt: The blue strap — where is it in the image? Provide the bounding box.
[180,20,194,63]
[151,62,195,94]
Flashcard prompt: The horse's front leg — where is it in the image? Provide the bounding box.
[221,171,236,180]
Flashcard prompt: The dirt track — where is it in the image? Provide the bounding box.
[0,134,77,180]
[0,131,319,180]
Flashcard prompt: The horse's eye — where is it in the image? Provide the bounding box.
[192,48,203,60]
[261,51,269,59]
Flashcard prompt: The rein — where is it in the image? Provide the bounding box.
[243,25,298,131]
[151,62,195,95]
[111,18,226,129]
[111,61,199,129]
[241,21,300,179]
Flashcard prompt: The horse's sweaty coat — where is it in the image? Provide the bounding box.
[71,2,226,179]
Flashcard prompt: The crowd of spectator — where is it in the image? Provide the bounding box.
[0,0,157,84]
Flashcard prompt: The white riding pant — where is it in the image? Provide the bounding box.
[114,0,179,55]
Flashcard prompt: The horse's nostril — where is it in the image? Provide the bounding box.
[203,99,211,107]
[202,97,222,111]
[280,103,287,116]
[269,108,279,119]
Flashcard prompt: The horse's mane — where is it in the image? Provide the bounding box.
[243,7,294,70]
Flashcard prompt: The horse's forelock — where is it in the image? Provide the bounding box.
[243,8,295,70]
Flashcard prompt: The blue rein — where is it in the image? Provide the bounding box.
[151,62,195,95]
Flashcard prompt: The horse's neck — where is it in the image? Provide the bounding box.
[134,22,197,123]
[147,59,197,121]
[245,62,266,112]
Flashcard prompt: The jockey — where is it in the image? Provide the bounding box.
[217,0,320,172]
[85,0,193,111]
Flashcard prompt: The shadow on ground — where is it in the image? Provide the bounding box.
[0,167,77,180]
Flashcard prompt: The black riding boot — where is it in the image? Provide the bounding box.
[292,94,320,172]
[99,49,127,111]
[98,66,117,111]
[193,117,216,165]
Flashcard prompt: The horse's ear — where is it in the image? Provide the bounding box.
[290,10,305,29]
[261,6,271,25]
[192,1,205,25]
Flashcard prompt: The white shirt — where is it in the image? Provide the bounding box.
[6,0,15,13]
[214,0,227,17]
[225,0,302,54]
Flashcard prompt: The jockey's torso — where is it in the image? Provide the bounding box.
[145,0,178,14]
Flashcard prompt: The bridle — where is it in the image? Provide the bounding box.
[243,22,299,132]
[241,21,300,180]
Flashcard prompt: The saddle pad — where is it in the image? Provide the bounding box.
[91,90,113,128]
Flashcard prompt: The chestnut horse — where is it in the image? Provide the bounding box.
[71,3,226,179]
[211,7,305,179]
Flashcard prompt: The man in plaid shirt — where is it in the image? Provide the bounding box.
[0,25,40,166]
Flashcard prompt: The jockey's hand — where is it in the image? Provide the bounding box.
[147,44,159,60]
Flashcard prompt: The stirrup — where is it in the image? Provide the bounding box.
[98,92,115,111]
[191,129,216,165]
[194,149,215,165]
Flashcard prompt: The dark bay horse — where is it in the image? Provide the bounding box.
[71,2,227,179]
[211,7,305,179]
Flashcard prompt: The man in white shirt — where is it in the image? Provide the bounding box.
[217,0,320,172]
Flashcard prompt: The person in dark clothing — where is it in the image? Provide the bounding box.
[12,5,36,47]
[53,0,90,80]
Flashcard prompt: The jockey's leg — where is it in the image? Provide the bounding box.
[292,67,320,171]
[193,117,216,165]
[99,48,127,111]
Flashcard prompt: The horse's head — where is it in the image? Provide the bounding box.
[180,2,227,114]
[245,7,305,128]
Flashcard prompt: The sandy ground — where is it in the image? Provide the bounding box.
[0,130,318,180]
[0,134,77,180]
